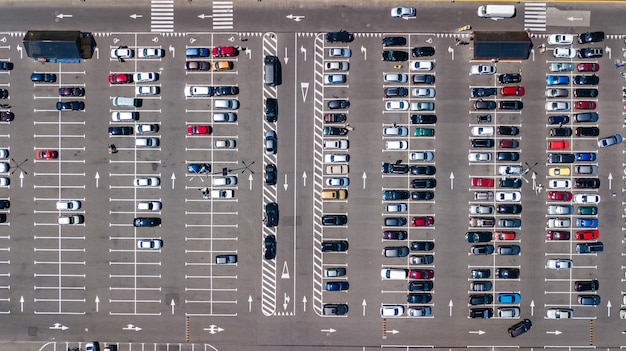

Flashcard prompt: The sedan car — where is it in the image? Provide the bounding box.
[546,230,570,240]
[545,101,570,111]
[501,86,525,96]
[576,230,599,240]
[109,127,134,136]
[411,47,435,57]
[546,75,569,85]
[496,268,520,279]
[410,241,434,251]
[412,88,436,97]
[325,281,349,291]
[509,319,532,338]
[578,295,601,306]
[408,269,434,280]
[498,293,521,304]
[498,73,521,84]
[470,65,496,75]
[499,101,523,110]
[383,231,407,240]
[36,149,58,160]
[382,36,406,47]
[470,245,494,255]
[546,258,573,269]
[497,204,522,214]
[577,63,600,72]
[329,48,351,58]
[411,216,434,227]
[574,194,600,204]
[548,205,573,215]
[108,73,132,84]
[496,191,521,202]
[547,217,571,228]
[576,218,599,228]
[468,152,491,162]
[187,125,211,135]
[385,217,407,227]
[325,31,354,43]
[381,50,408,61]
[578,48,603,58]
[578,31,605,44]
[385,101,409,111]
[574,75,599,85]
[31,73,56,82]
[320,240,348,252]
[471,178,494,187]
[549,62,574,72]
[545,88,568,98]
[134,177,160,187]
[133,217,161,227]
[327,99,350,109]
[575,279,599,292]
[185,61,211,71]
[138,48,165,58]
[553,47,576,58]
[384,87,409,98]
[548,34,574,45]
[58,87,85,97]
[321,214,347,226]
[574,101,596,110]
[325,61,349,71]
[265,130,277,154]
[408,280,434,290]
[473,100,496,110]
[598,134,623,148]
[390,7,416,18]
[137,239,163,249]
[56,101,84,111]
[471,87,497,98]
[264,234,277,259]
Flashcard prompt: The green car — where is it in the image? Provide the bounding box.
[414,127,435,137]
[577,206,597,215]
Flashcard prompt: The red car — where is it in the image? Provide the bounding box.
[187,125,212,135]
[548,140,570,150]
[493,231,516,240]
[411,216,434,227]
[108,73,132,84]
[546,230,570,240]
[576,230,599,240]
[574,101,596,110]
[212,46,237,57]
[499,139,519,148]
[408,269,434,279]
[500,86,525,96]
[36,149,58,160]
[577,63,599,72]
[548,191,572,201]
[471,178,494,187]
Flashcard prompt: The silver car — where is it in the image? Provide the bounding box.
[329,48,351,58]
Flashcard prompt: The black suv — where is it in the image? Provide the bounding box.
[499,100,523,110]
[498,73,521,84]
[509,319,532,337]
[499,178,522,189]
[327,99,350,109]
[321,214,348,226]
[411,46,435,57]
[578,31,604,44]
[469,308,493,319]
[108,126,133,136]
[265,202,279,228]
[574,279,599,292]
[408,281,434,291]
[382,36,406,47]
[410,165,436,175]
[321,240,348,252]
[576,127,599,137]
[471,139,495,148]
[575,178,600,189]
[498,126,519,136]
[214,86,239,96]
[497,204,522,214]
[573,88,598,98]
[495,268,520,279]
[471,87,497,98]
[382,162,409,174]
[550,127,572,137]
[578,48,603,59]
[323,126,348,136]
[413,74,435,84]
[133,217,161,227]
[265,98,277,122]
[547,153,575,164]
[411,191,434,200]
[410,114,437,124]
[264,234,277,260]
[325,30,354,43]
[381,50,408,61]
[265,163,277,185]
[411,178,437,189]
[573,75,599,85]
[384,87,408,98]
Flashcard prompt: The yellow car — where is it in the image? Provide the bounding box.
[548,167,570,177]
[214,61,234,71]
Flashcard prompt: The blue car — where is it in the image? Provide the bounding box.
[31,73,56,83]
[576,218,598,228]
[546,75,570,86]
[325,281,349,291]
[187,163,211,174]
[575,152,596,161]
[185,48,210,58]
[548,115,570,125]
[497,293,521,304]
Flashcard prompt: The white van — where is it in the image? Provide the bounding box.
[385,140,408,150]
[135,137,159,148]
[112,96,141,107]
[477,5,516,18]
[112,111,138,122]
[380,268,408,280]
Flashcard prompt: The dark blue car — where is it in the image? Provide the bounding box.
[31,73,56,83]
[548,115,569,125]
[325,281,349,291]
[575,152,596,161]
[187,163,211,174]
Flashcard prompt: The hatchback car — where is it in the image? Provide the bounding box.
[508,319,532,338]
[383,231,407,240]
[576,127,599,137]
[325,31,354,43]
[385,217,407,227]
[499,100,523,110]
[574,279,599,292]
[498,73,521,84]
[382,36,407,47]
[411,47,435,57]
[329,48,352,58]
[381,50,408,61]
[470,65,496,75]
[553,47,576,58]
[578,47,603,58]
[264,202,279,227]
[470,281,493,292]
[473,100,496,110]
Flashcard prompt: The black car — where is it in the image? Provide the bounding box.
[381,50,409,61]
[327,99,350,109]
[471,87,497,98]
[496,268,520,279]
[0,200,9,209]
[384,87,409,98]
[411,191,434,201]
[384,217,407,226]
[578,31,604,44]
[508,319,532,337]
[499,100,523,110]
[0,89,7,99]
[548,153,576,164]
[550,127,572,137]
[265,163,277,185]
[56,101,85,111]
[321,240,348,252]
[578,48,603,59]
[471,245,494,255]
[323,126,348,136]
[575,178,600,189]
[576,242,604,253]
[497,152,520,161]
[214,86,239,96]
[0,61,13,71]
[265,98,278,122]
[383,190,410,200]
[410,178,436,189]
[410,165,436,175]
[265,202,279,228]
[108,126,133,136]
[408,281,434,291]
[0,112,13,122]
[411,46,435,57]
[499,178,522,189]
[322,214,348,226]
[31,73,56,82]
[469,294,493,305]
[498,73,521,84]
[325,30,354,43]
[410,114,437,124]
[573,75,599,85]
[323,113,346,123]
[578,294,601,305]
[465,232,492,243]
[133,217,161,227]
[407,293,432,304]
[412,74,435,84]
[473,99,496,110]
[573,88,598,98]
[382,36,407,47]
[574,279,599,292]
[383,231,407,240]
[471,269,490,279]
[59,87,85,97]
[497,204,522,214]
[410,241,434,251]
[264,234,277,260]
[471,139,495,148]
[382,162,409,174]
[498,126,519,135]
[576,127,599,137]
[469,308,493,319]
[322,303,348,315]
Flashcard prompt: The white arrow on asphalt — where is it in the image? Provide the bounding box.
[248,173,253,190]
[248,295,253,312]
[607,300,612,317]
[95,172,100,188]
[449,300,453,316]
[532,172,537,190]
[283,293,290,310]
[448,46,454,60]
[130,14,143,19]
[360,46,367,60]
[530,300,535,316]
[20,296,24,312]
[283,174,288,191]
[469,330,485,335]
[286,14,305,22]
[608,173,613,190]
[94,47,99,60]
[170,299,176,315]
[389,329,399,334]
[198,14,212,19]
[95,296,99,312]
[567,16,583,21]
[362,172,367,189]
[171,173,176,189]
[302,172,307,187]
[169,45,175,58]
[55,14,73,19]
[284,47,289,64]
[546,330,562,335]
[300,46,307,61]
[606,46,612,59]
[19,171,24,188]
[50,323,68,330]
[203,324,224,334]
[321,328,336,333]
[123,324,142,331]
[449,172,454,189]
[362,299,367,316]
[302,296,307,312]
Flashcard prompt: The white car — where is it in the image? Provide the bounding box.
[553,47,576,58]
[574,194,600,204]
[385,101,409,111]
[548,179,571,189]
[0,177,8,187]
[215,139,236,149]
[134,177,160,187]
[496,191,521,202]
[545,101,570,111]
[546,308,573,319]
[547,205,573,215]
[329,48,351,58]
[137,201,162,211]
[383,73,408,83]
[135,124,159,134]
[470,205,494,214]
[58,215,84,225]
[498,165,523,175]
[212,176,237,187]
[324,154,350,163]
[546,258,573,270]
[323,140,349,150]
[387,203,407,212]
[185,86,212,97]
[326,177,350,187]
[412,88,436,98]
[56,200,81,211]
[547,218,571,228]
[211,189,234,198]
[380,305,404,317]
[390,7,416,18]
[0,163,8,172]
[111,48,134,59]
[385,140,408,150]
[325,61,349,71]
[410,61,433,71]
[410,151,434,161]
[324,74,347,84]
[471,126,494,137]
[547,34,574,45]
[133,72,158,82]
[468,152,492,162]
[0,149,8,159]
[137,239,163,250]
[470,64,496,75]
[135,86,159,95]
[383,126,408,136]
[137,48,164,58]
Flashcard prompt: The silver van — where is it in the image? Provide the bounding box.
[477,5,516,18]
[112,96,141,107]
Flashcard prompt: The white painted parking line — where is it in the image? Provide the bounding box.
[185,223,238,228]
[33,185,85,189]
[110,160,162,164]
[33,172,86,176]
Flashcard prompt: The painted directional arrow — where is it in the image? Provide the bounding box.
[388,329,399,334]
[362,172,367,189]
[55,14,73,19]
[198,14,212,19]
[302,296,307,312]
[95,296,100,312]
[123,324,141,331]
[448,46,454,60]
[248,173,253,190]
[286,14,305,22]
[248,295,253,312]
[300,46,307,61]
[360,46,367,60]
[530,300,535,316]
[608,173,613,190]
[20,296,24,312]
[95,172,100,188]
[130,14,143,19]
[449,300,453,316]
[302,172,307,187]
[321,328,336,333]
[283,174,288,191]
[362,299,367,316]
[469,330,485,335]
[546,330,562,335]
[170,299,176,315]
[50,323,68,330]
[449,172,454,189]
[607,300,612,317]
[204,324,224,334]
[567,16,583,21]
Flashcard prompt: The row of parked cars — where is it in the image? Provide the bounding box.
[0,61,12,189]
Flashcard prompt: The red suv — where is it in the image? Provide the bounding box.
[500,86,525,96]
[212,46,238,57]
[472,178,494,187]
